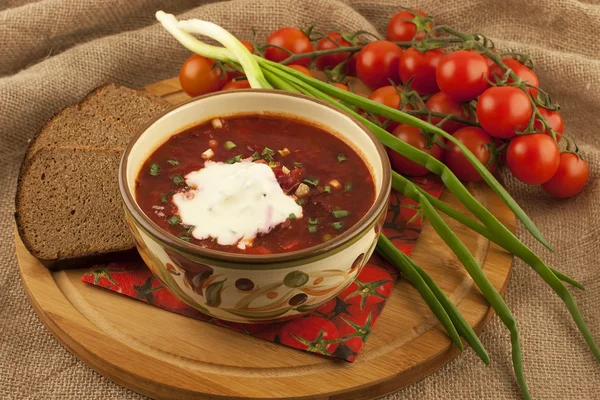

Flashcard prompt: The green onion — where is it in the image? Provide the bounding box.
[171,175,184,185]
[268,160,278,168]
[332,221,344,230]
[337,153,347,163]
[167,158,179,166]
[296,198,305,206]
[185,225,195,236]
[223,140,237,150]
[308,226,318,233]
[289,213,296,220]
[332,210,349,218]
[278,148,291,157]
[160,194,168,204]
[308,218,319,225]
[179,236,191,242]
[303,177,319,187]
[322,233,333,241]
[251,151,260,160]
[261,147,274,156]
[344,182,352,192]
[226,155,243,164]
[150,163,161,176]
[323,185,331,193]
[293,161,303,168]
[168,215,180,225]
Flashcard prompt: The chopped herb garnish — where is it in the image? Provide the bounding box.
[167,158,179,166]
[337,153,347,163]
[296,198,306,206]
[308,226,318,233]
[278,148,291,157]
[293,161,303,168]
[179,236,191,242]
[261,147,274,156]
[289,213,296,220]
[303,177,319,187]
[226,155,243,164]
[332,210,350,218]
[160,193,168,203]
[168,215,180,225]
[171,174,185,185]
[268,161,278,168]
[308,218,319,225]
[186,225,195,236]
[322,233,333,242]
[332,221,344,230]
[251,151,260,160]
[344,182,353,192]
[323,185,331,193]
[149,163,161,176]
[224,141,237,150]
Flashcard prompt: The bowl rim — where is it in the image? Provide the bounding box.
[119,88,391,265]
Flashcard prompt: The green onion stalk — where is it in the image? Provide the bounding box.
[155,12,599,399]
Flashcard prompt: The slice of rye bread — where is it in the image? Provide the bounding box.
[15,148,138,269]
[79,83,172,133]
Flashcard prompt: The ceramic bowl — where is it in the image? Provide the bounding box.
[119,89,391,323]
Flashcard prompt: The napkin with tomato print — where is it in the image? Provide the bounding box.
[82,177,444,362]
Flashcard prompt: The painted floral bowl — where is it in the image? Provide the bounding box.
[119,89,391,323]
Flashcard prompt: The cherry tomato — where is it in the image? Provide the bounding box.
[179,55,228,97]
[490,58,539,96]
[356,41,403,89]
[506,134,560,184]
[534,107,564,141]
[386,10,432,41]
[279,316,339,355]
[444,127,496,182]
[287,64,313,77]
[341,264,393,309]
[477,86,533,139]
[542,153,589,198]
[368,85,411,130]
[240,40,255,54]
[436,50,490,102]
[334,304,375,354]
[398,48,444,95]
[265,27,313,67]
[424,91,468,133]
[345,49,360,76]
[388,125,443,176]
[332,83,350,91]
[316,32,352,70]
[222,79,252,90]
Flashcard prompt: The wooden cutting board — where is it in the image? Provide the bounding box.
[15,78,514,400]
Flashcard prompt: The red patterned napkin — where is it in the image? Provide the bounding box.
[82,177,444,362]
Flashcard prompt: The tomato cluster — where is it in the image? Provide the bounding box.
[177,9,589,199]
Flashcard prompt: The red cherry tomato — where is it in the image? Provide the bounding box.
[332,83,350,91]
[334,304,375,354]
[444,127,496,182]
[179,55,228,97]
[279,316,339,355]
[356,41,403,89]
[265,27,313,67]
[490,58,539,96]
[477,86,533,139]
[436,50,490,102]
[316,32,352,70]
[398,48,444,95]
[424,91,468,133]
[368,85,411,130]
[388,125,443,176]
[506,134,560,184]
[534,107,564,141]
[483,49,499,70]
[240,40,255,54]
[287,64,313,77]
[222,79,252,90]
[542,153,589,198]
[386,10,432,41]
[345,49,361,76]
[341,264,393,309]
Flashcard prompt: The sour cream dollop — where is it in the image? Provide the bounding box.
[172,160,303,249]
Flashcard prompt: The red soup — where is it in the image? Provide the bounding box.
[135,114,375,254]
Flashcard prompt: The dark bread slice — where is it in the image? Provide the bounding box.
[80,83,171,133]
[26,106,133,157]
[15,148,137,269]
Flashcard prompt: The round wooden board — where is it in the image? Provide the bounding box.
[15,78,515,400]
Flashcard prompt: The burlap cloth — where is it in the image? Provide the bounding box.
[1,0,599,398]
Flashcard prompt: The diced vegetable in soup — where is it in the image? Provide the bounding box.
[135,114,375,254]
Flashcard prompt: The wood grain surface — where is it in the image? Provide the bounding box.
[15,78,515,400]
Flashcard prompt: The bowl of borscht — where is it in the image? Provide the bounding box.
[119,89,391,323]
